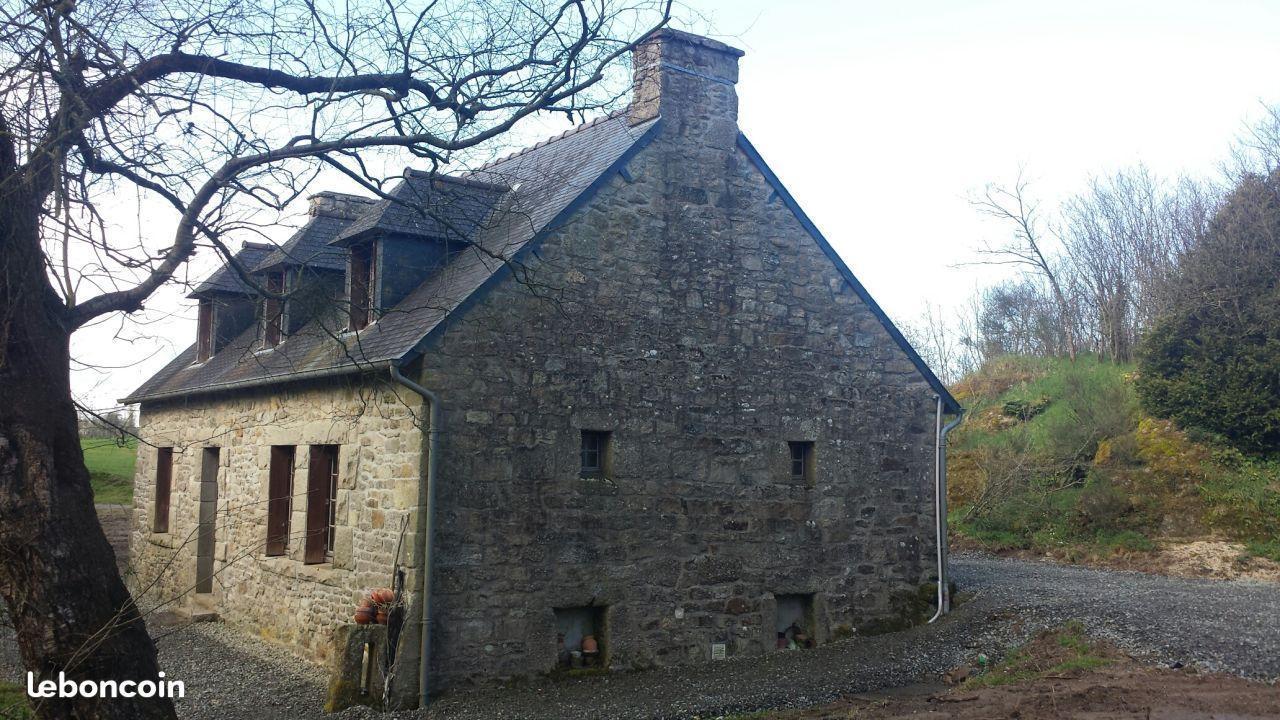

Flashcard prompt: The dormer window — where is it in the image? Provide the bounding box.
[196,299,213,363]
[261,271,286,348]
[348,242,376,331]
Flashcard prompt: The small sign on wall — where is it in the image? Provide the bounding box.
[710,643,727,661]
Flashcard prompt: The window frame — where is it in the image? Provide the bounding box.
[152,447,173,533]
[347,242,377,332]
[788,441,815,484]
[195,299,213,363]
[261,271,286,348]
[580,430,612,478]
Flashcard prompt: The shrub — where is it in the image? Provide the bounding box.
[1136,171,1280,457]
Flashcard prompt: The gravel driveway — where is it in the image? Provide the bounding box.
[4,553,1278,719]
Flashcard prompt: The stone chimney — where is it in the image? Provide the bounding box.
[628,29,745,142]
[309,191,375,220]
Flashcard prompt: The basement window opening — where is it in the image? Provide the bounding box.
[554,605,607,670]
[579,430,611,478]
[788,441,815,484]
[775,593,816,650]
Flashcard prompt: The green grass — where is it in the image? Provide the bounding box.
[80,437,136,505]
[949,355,1280,560]
[967,622,1113,689]
[0,681,32,719]
[953,355,1136,460]
[1245,540,1280,563]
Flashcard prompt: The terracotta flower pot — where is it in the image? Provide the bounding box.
[376,609,388,625]
[581,635,598,654]
[354,607,375,625]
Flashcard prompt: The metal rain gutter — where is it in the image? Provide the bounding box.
[928,394,965,623]
[387,363,440,708]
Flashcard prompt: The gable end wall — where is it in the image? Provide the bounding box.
[413,126,940,686]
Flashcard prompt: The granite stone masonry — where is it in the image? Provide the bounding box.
[125,28,959,706]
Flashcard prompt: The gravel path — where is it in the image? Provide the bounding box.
[5,552,1279,719]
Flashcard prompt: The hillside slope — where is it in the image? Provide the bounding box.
[947,356,1280,574]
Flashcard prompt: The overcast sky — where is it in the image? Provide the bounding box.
[73,0,1280,410]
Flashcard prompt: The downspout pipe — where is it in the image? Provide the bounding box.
[387,363,440,708]
[928,394,965,623]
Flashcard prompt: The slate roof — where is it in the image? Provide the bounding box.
[331,174,510,245]
[188,243,275,297]
[124,109,961,413]
[254,197,374,273]
[123,112,660,403]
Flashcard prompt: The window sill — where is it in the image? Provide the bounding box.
[342,318,381,336]
[257,554,347,580]
[147,533,179,549]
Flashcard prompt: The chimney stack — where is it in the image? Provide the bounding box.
[628,29,745,136]
[309,191,375,220]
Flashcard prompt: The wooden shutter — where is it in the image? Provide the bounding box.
[265,446,295,556]
[196,300,213,362]
[153,447,173,532]
[348,244,373,331]
[262,272,285,347]
[305,445,337,564]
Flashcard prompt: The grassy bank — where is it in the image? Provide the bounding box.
[0,680,31,719]
[948,355,1280,562]
[80,437,136,505]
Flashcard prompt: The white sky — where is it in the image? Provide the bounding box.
[72,0,1280,410]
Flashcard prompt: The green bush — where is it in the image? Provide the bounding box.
[1136,171,1280,457]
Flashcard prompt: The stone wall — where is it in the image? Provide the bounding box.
[411,30,942,689]
[129,380,425,671]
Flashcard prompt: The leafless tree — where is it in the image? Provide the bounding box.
[968,172,1078,360]
[0,0,670,717]
[1058,166,1213,362]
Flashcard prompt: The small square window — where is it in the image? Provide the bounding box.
[580,430,611,478]
[788,441,814,483]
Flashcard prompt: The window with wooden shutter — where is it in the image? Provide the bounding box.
[153,447,173,533]
[348,242,376,331]
[266,445,295,556]
[262,271,285,348]
[304,445,339,564]
[196,300,213,362]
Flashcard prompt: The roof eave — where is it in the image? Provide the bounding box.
[119,359,388,406]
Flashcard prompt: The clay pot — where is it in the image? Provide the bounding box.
[354,607,375,625]
[357,597,374,610]
[371,587,395,605]
[581,635,598,654]
[376,609,388,625]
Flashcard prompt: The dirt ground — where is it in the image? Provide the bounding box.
[954,536,1280,583]
[751,628,1280,720]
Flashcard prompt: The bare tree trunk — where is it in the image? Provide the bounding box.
[0,189,174,720]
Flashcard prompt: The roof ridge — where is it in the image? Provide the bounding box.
[469,109,627,173]
[310,191,375,203]
[400,170,509,193]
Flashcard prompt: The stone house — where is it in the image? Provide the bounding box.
[123,29,962,705]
